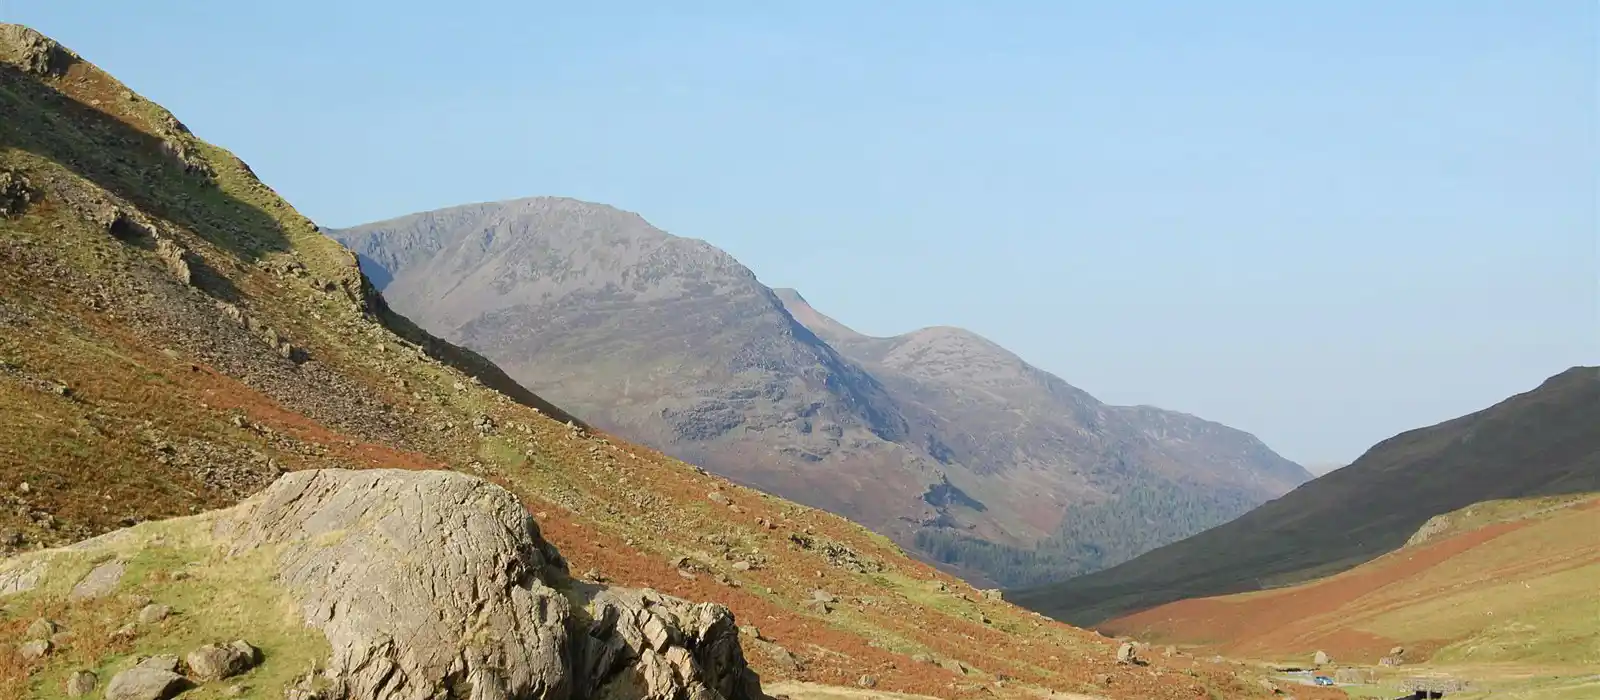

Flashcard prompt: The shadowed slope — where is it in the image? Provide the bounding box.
[1012,366,1600,625]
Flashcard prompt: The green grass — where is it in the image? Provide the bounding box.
[1,516,328,700]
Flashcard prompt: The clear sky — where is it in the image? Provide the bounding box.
[7,1,1595,467]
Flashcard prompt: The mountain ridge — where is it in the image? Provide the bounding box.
[333,195,1311,586]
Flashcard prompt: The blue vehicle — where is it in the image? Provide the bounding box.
[1313,676,1335,687]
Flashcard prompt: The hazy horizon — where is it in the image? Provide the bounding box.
[9,1,1595,465]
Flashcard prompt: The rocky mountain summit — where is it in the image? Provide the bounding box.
[1,468,763,700]
[335,200,1310,585]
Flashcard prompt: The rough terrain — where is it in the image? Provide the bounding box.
[3,468,765,700]
[0,23,1282,700]
[332,201,1309,587]
[1012,366,1600,624]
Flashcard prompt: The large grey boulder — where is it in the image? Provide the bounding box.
[213,468,763,700]
[105,656,187,700]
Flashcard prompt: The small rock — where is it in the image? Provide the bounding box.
[1257,678,1281,695]
[1116,642,1139,665]
[1390,645,1405,656]
[732,561,752,572]
[1094,673,1113,686]
[105,655,188,700]
[17,481,30,494]
[65,670,98,697]
[138,603,172,624]
[810,589,837,603]
[938,658,969,675]
[911,654,934,664]
[26,618,57,640]
[708,491,730,505]
[19,639,51,660]
[856,675,877,689]
[1313,650,1331,666]
[583,568,604,582]
[224,684,248,697]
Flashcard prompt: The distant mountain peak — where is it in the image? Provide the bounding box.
[334,206,1309,587]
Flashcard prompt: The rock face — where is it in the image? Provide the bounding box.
[331,199,1310,586]
[212,468,763,700]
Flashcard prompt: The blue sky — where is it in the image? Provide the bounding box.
[8,1,1595,467]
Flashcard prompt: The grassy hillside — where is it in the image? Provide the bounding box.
[1102,494,1600,666]
[0,24,1278,700]
[1010,366,1600,625]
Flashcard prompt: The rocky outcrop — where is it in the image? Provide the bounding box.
[212,468,765,700]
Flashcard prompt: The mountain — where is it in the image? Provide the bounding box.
[1010,366,1600,625]
[333,198,1311,586]
[0,23,1284,699]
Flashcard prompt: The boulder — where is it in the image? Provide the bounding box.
[1313,650,1331,666]
[209,468,765,700]
[64,669,97,697]
[138,603,172,624]
[186,640,258,681]
[25,618,56,640]
[18,638,51,660]
[105,656,187,700]
[1115,642,1139,665]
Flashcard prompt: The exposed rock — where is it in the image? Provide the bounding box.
[939,658,970,675]
[19,638,51,659]
[708,491,731,505]
[105,655,188,700]
[0,24,75,76]
[1313,650,1330,666]
[1257,678,1281,695]
[910,654,934,665]
[26,617,57,640]
[856,675,877,689]
[743,626,762,641]
[810,589,837,603]
[979,588,1003,601]
[68,558,125,600]
[1390,645,1405,656]
[138,603,172,624]
[155,237,193,285]
[0,170,33,217]
[65,669,98,697]
[581,586,762,700]
[1115,642,1140,665]
[209,468,764,700]
[1,559,48,596]
[186,640,258,681]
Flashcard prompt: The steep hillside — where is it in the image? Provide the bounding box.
[1102,493,1600,667]
[333,203,1309,587]
[0,24,1280,700]
[775,289,1311,585]
[1012,366,1600,625]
